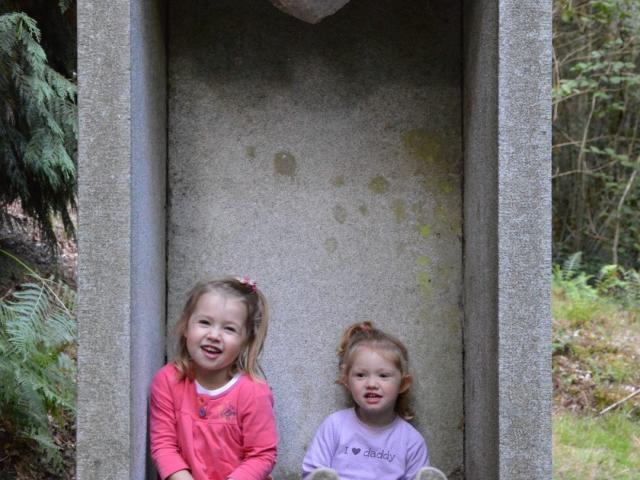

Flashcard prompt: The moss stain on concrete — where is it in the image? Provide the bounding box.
[274,151,297,178]
[403,128,441,166]
[358,204,369,216]
[416,256,429,266]
[332,175,345,187]
[419,224,431,239]
[391,199,406,223]
[439,179,453,194]
[333,204,347,224]
[416,271,431,297]
[434,202,462,235]
[368,175,390,194]
[324,237,338,253]
[246,145,256,159]
[435,203,448,222]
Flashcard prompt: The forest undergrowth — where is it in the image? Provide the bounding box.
[0,206,76,480]
[552,255,640,479]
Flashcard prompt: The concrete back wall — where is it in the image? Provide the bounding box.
[167,0,463,476]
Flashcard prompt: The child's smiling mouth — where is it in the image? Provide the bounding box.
[201,345,222,357]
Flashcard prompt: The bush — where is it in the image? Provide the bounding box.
[0,249,76,474]
[552,253,611,329]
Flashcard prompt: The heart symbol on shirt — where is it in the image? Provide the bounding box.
[352,448,361,455]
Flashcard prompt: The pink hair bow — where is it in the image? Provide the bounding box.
[239,276,257,293]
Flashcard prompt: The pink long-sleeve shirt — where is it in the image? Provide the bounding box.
[150,364,278,480]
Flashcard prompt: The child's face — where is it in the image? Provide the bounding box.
[346,346,410,427]
[184,292,248,389]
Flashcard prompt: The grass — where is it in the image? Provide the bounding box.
[552,260,640,479]
[553,411,640,480]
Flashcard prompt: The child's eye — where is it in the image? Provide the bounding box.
[198,319,210,326]
[224,326,237,333]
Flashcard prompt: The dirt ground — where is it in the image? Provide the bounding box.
[0,203,76,289]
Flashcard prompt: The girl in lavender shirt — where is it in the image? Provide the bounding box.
[302,322,447,480]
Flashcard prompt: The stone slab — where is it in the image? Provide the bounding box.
[268,0,351,24]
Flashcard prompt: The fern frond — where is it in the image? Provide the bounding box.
[0,267,76,468]
[562,252,582,280]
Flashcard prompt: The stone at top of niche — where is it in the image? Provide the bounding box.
[268,0,351,24]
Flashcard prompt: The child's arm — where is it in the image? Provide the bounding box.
[149,367,191,480]
[302,415,337,476]
[403,435,429,480]
[167,471,194,480]
[227,382,278,480]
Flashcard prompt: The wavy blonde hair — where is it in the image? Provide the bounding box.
[173,277,269,381]
[337,321,414,420]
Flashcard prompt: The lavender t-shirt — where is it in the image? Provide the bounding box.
[302,408,429,480]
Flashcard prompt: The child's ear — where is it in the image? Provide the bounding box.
[399,374,412,393]
[336,364,348,386]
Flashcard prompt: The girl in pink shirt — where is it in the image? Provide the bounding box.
[150,277,277,480]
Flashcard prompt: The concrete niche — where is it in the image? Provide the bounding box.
[77,0,551,479]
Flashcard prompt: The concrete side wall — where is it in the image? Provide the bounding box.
[167,0,463,476]
[463,0,499,477]
[497,0,552,477]
[77,0,133,476]
[77,1,166,478]
[131,1,167,478]
[464,0,552,478]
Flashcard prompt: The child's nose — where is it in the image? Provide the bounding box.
[206,325,222,339]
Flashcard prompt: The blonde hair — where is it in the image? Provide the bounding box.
[173,277,269,381]
[337,321,414,420]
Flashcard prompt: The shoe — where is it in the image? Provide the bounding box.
[415,466,448,480]
[306,467,340,480]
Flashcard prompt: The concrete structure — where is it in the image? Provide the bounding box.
[77,0,551,479]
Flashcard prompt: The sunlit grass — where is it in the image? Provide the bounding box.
[553,411,640,480]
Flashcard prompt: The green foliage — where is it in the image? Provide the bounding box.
[553,0,640,271]
[0,249,76,472]
[553,252,639,328]
[0,7,77,246]
[596,263,640,305]
[552,253,607,327]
